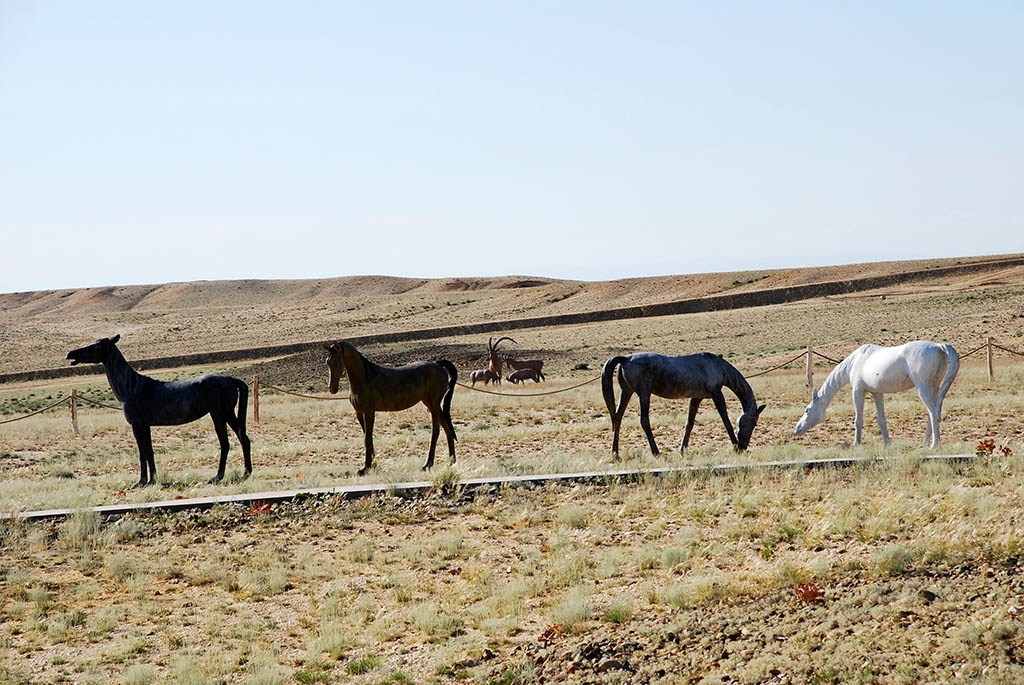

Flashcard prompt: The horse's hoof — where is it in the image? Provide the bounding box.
[241,471,252,481]
[129,481,147,490]
[207,475,223,484]
[357,468,367,476]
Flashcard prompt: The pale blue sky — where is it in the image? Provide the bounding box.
[2,2,1022,293]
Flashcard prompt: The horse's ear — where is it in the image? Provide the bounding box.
[110,334,120,344]
[812,388,818,401]
[321,341,331,350]
[757,404,766,415]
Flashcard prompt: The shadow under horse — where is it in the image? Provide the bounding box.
[324,340,458,475]
[602,351,766,456]
[66,335,252,487]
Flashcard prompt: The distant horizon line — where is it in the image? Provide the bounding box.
[2,251,1020,297]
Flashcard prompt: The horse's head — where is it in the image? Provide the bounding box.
[736,403,766,450]
[794,389,825,435]
[66,334,121,366]
[322,341,347,394]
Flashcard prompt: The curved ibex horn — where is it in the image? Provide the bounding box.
[492,336,517,350]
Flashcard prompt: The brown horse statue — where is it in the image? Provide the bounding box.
[323,340,458,475]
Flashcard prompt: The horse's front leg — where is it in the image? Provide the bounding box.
[638,392,659,456]
[130,423,154,488]
[209,415,230,483]
[680,398,702,452]
[852,387,866,446]
[711,390,739,449]
[873,393,891,445]
[358,412,376,476]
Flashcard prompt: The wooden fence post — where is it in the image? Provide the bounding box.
[988,337,994,381]
[70,389,80,436]
[806,346,814,395]
[253,375,260,424]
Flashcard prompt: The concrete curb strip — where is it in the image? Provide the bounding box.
[5,453,974,522]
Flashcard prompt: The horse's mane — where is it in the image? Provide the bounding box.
[106,343,147,401]
[719,357,757,415]
[815,350,857,407]
[341,340,379,378]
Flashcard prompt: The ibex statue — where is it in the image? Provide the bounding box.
[503,354,545,381]
[487,336,516,377]
[470,369,501,387]
[507,368,543,384]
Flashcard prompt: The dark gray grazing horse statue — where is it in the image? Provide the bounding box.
[602,352,766,456]
[66,335,252,487]
[323,340,458,475]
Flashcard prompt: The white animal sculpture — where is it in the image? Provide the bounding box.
[794,341,959,448]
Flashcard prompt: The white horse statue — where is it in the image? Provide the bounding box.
[794,341,959,447]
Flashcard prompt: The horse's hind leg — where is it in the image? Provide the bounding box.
[916,384,940,448]
[358,412,375,476]
[711,390,739,448]
[225,412,252,477]
[209,414,230,483]
[638,392,659,456]
[611,384,634,456]
[130,423,154,488]
[440,404,457,465]
[681,398,702,452]
[423,404,441,471]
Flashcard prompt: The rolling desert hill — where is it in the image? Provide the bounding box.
[2,253,1023,382]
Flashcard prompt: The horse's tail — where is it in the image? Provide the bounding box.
[437,360,458,440]
[234,377,249,435]
[937,343,960,406]
[602,356,629,420]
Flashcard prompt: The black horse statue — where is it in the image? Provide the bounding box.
[602,351,766,456]
[324,340,457,475]
[66,335,252,487]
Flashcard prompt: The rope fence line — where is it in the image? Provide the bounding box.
[958,344,987,359]
[0,395,70,425]
[455,375,601,397]
[75,394,121,410]
[993,343,1024,357]
[261,382,350,401]
[811,351,842,364]
[744,352,809,379]
[2,337,1022,429]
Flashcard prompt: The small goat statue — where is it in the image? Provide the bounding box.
[507,368,543,384]
[470,369,501,387]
